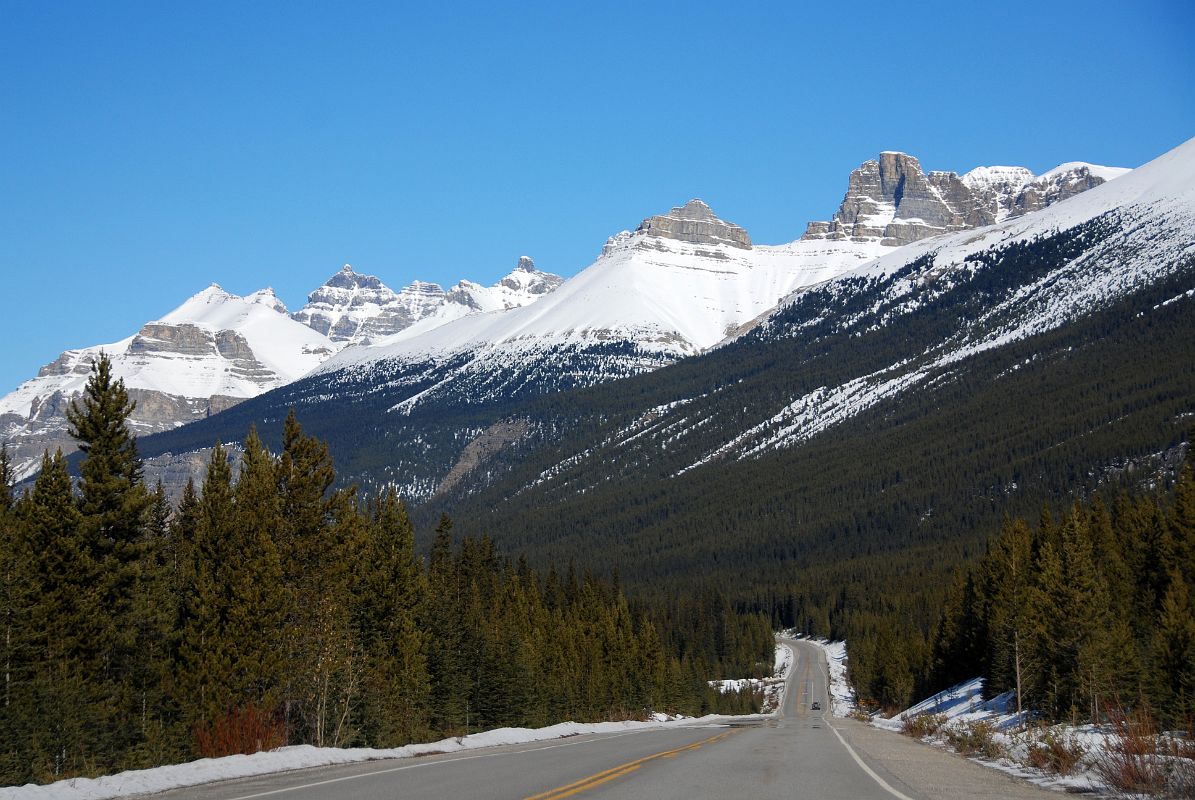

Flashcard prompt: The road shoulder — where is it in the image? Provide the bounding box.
[832,716,1060,800]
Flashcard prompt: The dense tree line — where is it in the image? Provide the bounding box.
[129,219,1194,732]
[0,358,767,786]
[772,453,1195,721]
[928,457,1195,727]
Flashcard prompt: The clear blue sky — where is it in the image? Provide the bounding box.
[2,1,1192,392]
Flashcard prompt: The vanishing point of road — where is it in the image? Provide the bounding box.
[154,638,1058,799]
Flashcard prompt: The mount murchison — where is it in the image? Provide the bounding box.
[112,140,1190,518]
[123,136,1195,617]
[4,143,1184,532]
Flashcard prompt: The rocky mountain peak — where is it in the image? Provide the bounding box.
[292,265,402,341]
[803,152,1125,246]
[245,287,288,314]
[496,256,563,297]
[636,199,752,249]
[321,264,388,293]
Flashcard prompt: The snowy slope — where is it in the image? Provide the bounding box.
[1,285,331,413]
[498,139,1189,501]
[681,137,1195,466]
[292,259,563,345]
[319,203,894,389]
[0,286,335,479]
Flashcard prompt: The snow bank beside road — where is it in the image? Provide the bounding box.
[710,640,792,713]
[791,636,855,716]
[0,717,721,800]
[5,641,803,800]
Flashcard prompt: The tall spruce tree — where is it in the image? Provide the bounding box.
[177,443,238,729]
[127,481,182,767]
[66,354,152,762]
[228,428,287,718]
[0,444,28,783]
[425,515,469,731]
[274,411,356,746]
[20,450,97,779]
[1151,572,1195,727]
[355,490,429,745]
[985,518,1034,717]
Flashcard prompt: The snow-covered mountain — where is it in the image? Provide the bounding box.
[312,199,896,413]
[5,144,1133,495]
[308,152,1128,418]
[0,285,334,480]
[1,259,564,482]
[116,146,1135,501]
[291,259,563,345]
[550,137,1195,482]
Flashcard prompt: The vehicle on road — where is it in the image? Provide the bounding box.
[811,701,821,710]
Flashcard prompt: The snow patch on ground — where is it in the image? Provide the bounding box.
[4,642,801,799]
[709,640,793,714]
[0,717,726,800]
[874,676,1189,796]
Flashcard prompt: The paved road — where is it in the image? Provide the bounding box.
[154,638,1055,799]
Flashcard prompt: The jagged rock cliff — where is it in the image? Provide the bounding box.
[636,199,752,249]
[803,153,1128,246]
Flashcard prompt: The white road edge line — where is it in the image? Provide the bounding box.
[789,637,917,800]
[824,720,917,800]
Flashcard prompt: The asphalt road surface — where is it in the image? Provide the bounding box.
[153,638,1057,799]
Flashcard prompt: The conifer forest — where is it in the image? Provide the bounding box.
[0,359,771,784]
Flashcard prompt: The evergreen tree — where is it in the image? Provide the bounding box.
[179,436,290,751]
[931,566,986,691]
[985,518,1034,716]
[1137,506,1176,618]
[228,429,287,716]
[177,443,238,729]
[66,354,153,762]
[355,490,429,745]
[1151,572,1195,727]
[127,482,183,767]
[19,451,97,779]
[0,444,28,783]
[270,411,346,741]
[273,412,356,746]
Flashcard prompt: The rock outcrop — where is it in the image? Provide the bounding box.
[803,154,1126,246]
[636,199,752,249]
[291,265,445,343]
[0,284,334,481]
[293,261,565,343]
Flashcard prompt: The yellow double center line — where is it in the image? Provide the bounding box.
[524,730,738,800]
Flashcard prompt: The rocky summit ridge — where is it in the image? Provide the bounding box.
[291,260,564,344]
[1,258,564,483]
[2,145,1129,488]
[803,152,1128,246]
[636,199,753,249]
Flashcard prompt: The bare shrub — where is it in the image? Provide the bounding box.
[1094,709,1195,798]
[901,712,947,739]
[193,703,287,759]
[1024,726,1086,775]
[944,720,1004,759]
